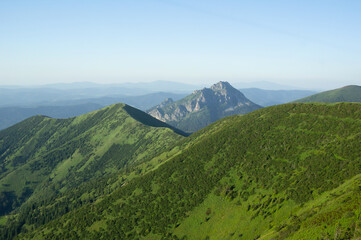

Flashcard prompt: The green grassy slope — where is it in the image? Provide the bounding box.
[9,102,360,240]
[294,85,361,103]
[0,103,185,224]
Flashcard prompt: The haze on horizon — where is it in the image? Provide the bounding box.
[0,0,360,90]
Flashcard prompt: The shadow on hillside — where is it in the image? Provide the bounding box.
[123,104,189,137]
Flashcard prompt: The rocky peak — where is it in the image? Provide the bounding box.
[147,82,262,132]
[210,81,233,91]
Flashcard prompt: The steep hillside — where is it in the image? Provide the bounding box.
[0,103,185,221]
[6,102,360,240]
[294,85,361,103]
[148,81,261,132]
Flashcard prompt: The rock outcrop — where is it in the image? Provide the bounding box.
[147,81,262,132]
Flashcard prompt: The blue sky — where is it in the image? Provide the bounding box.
[0,0,360,89]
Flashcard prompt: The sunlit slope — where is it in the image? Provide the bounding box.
[16,102,361,239]
[0,103,185,217]
[294,85,361,103]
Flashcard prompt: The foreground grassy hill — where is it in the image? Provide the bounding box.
[294,85,361,103]
[3,102,360,239]
[0,103,185,225]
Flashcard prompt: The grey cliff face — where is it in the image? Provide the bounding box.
[147,81,262,132]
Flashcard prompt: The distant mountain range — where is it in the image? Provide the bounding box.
[42,80,201,93]
[0,80,317,107]
[0,103,103,131]
[0,92,186,130]
[294,85,361,103]
[148,81,262,132]
[231,80,301,90]
[240,88,317,106]
[0,81,198,107]
[44,92,187,109]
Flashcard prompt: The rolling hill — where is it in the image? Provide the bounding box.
[1,102,360,239]
[0,103,185,223]
[294,85,361,103]
[148,81,262,132]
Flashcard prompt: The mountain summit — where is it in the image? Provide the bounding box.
[148,81,262,132]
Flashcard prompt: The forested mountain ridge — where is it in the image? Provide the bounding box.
[294,85,361,103]
[0,103,185,227]
[3,102,360,239]
[148,81,262,132]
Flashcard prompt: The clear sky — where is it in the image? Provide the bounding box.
[1,0,360,89]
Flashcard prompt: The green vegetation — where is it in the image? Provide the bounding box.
[294,85,361,103]
[0,103,184,235]
[0,102,359,239]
